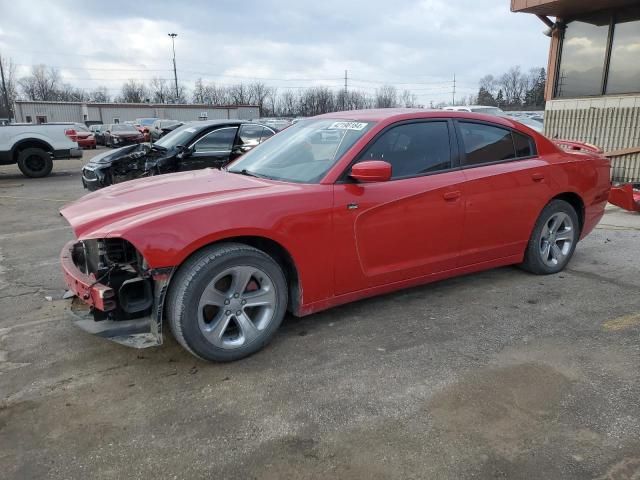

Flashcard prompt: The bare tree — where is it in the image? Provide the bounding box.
[400,89,419,108]
[277,90,298,116]
[19,64,61,101]
[89,86,110,103]
[57,83,86,101]
[265,87,278,117]
[204,83,231,105]
[228,83,250,105]
[0,55,17,117]
[375,85,398,108]
[479,74,498,97]
[248,82,273,116]
[192,78,206,104]
[150,77,171,103]
[118,80,148,103]
[499,66,525,107]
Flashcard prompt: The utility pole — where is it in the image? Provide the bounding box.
[168,33,179,102]
[343,70,348,111]
[0,53,12,121]
[452,73,456,106]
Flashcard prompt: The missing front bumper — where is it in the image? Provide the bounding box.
[64,271,172,349]
[69,296,160,348]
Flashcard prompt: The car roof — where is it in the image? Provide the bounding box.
[314,108,524,127]
[181,119,272,131]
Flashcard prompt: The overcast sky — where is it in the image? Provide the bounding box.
[0,0,549,104]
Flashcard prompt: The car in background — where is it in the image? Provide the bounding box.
[507,115,544,133]
[61,109,610,361]
[90,125,108,146]
[0,123,82,177]
[158,121,184,138]
[135,118,158,141]
[103,124,145,148]
[255,118,292,132]
[443,105,506,115]
[74,123,96,149]
[81,120,276,190]
[444,106,544,133]
[149,119,183,142]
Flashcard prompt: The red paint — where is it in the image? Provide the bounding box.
[60,110,611,317]
[350,160,392,182]
[609,184,640,212]
[60,241,116,311]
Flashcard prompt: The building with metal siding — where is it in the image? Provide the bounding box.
[511,0,640,183]
[13,101,260,125]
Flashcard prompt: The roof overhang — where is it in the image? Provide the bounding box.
[511,0,637,18]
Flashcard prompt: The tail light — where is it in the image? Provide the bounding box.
[65,128,78,142]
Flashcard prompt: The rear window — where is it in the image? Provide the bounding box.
[513,131,535,158]
[458,122,536,166]
[112,124,139,132]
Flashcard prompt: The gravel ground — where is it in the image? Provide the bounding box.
[1,150,639,479]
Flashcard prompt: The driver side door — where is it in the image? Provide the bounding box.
[180,126,239,171]
[332,120,466,294]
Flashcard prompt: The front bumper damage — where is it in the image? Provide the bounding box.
[61,240,173,348]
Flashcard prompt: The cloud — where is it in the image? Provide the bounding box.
[0,0,549,103]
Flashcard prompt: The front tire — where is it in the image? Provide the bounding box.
[521,199,579,275]
[17,148,53,178]
[167,243,288,362]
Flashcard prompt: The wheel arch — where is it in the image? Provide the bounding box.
[551,191,585,233]
[168,235,302,316]
[12,139,54,163]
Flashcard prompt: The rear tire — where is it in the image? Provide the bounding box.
[167,243,288,362]
[521,199,579,275]
[17,148,53,178]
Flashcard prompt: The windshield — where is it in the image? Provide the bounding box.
[228,119,375,183]
[136,118,156,126]
[154,123,197,149]
[470,107,504,115]
[112,125,139,132]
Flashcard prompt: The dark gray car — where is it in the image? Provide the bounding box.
[81,120,276,191]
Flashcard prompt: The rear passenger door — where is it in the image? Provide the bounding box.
[455,121,552,266]
[231,125,276,161]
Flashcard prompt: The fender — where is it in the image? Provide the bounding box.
[10,137,54,157]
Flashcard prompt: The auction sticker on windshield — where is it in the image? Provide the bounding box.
[328,121,368,131]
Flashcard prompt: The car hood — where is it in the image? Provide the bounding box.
[60,169,280,239]
[88,144,147,165]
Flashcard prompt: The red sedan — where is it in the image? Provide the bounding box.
[59,109,610,361]
[74,124,96,149]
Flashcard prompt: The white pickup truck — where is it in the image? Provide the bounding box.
[0,124,83,177]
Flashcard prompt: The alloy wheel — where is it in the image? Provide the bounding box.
[197,265,277,349]
[539,212,575,267]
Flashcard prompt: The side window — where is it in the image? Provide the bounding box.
[193,127,238,152]
[359,122,451,179]
[237,124,264,148]
[458,122,515,166]
[260,127,276,142]
[513,131,535,158]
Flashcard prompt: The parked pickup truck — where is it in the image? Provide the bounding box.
[0,124,83,177]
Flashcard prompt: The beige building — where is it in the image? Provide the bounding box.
[13,101,260,126]
[511,0,640,183]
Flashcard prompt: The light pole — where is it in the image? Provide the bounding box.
[168,33,179,102]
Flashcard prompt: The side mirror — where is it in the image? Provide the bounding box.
[350,160,392,183]
[176,145,193,158]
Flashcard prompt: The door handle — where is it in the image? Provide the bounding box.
[532,173,545,182]
[443,191,461,201]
